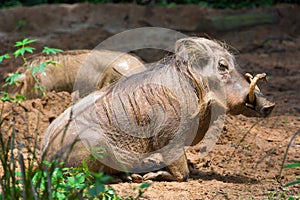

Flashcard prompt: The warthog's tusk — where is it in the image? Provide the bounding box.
[244,73,253,83]
[248,73,267,104]
[244,72,261,91]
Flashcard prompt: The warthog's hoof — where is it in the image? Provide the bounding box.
[142,170,188,181]
[110,173,142,183]
[130,173,144,183]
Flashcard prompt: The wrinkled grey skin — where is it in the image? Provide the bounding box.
[11,50,145,99]
[41,37,275,182]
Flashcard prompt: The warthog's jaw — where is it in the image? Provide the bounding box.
[244,73,275,117]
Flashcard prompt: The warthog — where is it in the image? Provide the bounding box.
[41,37,275,181]
[11,50,145,99]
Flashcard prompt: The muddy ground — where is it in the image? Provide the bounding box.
[0,3,300,199]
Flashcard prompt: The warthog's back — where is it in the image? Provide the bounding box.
[16,50,145,99]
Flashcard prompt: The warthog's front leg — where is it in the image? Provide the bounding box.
[167,153,189,181]
[143,153,189,182]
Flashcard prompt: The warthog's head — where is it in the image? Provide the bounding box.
[175,37,275,117]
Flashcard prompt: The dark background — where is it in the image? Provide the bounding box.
[1,0,300,8]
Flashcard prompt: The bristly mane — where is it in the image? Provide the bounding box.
[27,50,91,66]
[15,50,91,73]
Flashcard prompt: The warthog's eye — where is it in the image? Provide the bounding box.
[218,59,229,72]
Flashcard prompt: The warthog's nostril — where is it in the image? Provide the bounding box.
[260,103,275,117]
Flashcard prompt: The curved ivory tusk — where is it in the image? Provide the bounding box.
[244,73,253,83]
[248,73,267,103]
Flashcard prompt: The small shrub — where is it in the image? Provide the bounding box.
[0,105,150,199]
[0,38,63,102]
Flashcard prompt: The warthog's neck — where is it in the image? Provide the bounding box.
[172,59,217,146]
[174,59,210,110]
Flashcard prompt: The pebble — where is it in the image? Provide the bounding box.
[294,106,300,113]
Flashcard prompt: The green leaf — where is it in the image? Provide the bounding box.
[0,92,13,102]
[29,61,57,76]
[42,47,63,55]
[81,161,89,173]
[41,160,52,166]
[45,60,58,66]
[13,48,25,57]
[14,38,37,47]
[14,46,35,57]
[88,187,98,197]
[0,54,10,63]
[15,94,26,103]
[74,173,85,184]
[53,191,66,200]
[284,180,300,187]
[283,163,300,169]
[15,40,25,47]
[23,46,35,53]
[29,62,48,75]
[88,183,105,197]
[140,182,151,189]
[3,72,22,87]
[100,175,112,183]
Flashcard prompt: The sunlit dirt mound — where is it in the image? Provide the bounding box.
[0,91,72,149]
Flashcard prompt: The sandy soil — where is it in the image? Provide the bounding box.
[0,3,299,199]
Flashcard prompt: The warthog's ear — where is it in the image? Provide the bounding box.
[175,38,210,68]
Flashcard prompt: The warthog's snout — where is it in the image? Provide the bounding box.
[253,92,275,117]
[244,73,275,117]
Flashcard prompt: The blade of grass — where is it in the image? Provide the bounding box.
[283,163,300,169]
[284,180,300,187]
[279,129,300,182]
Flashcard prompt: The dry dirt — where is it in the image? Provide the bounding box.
[0,3,300,199]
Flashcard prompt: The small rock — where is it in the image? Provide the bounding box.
[294,106,300,113]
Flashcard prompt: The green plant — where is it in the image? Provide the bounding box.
[0,118,115,200]
[30,160,119,199]
[282,163,300,187]
[0,91,25,103]
[0,150,149,199]
[277,130,300,199]
[0,115,23,199]
[0,106,150,199]
[2,72,22,87]
[0,128,149,199]
[0,38,63,101]
[0,53,10,62]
